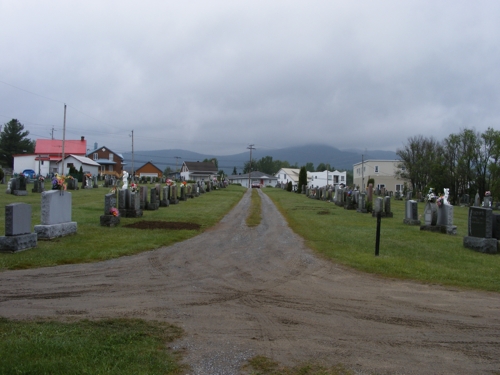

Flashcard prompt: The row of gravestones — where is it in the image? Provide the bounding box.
[100,181,226,227]
[301,183,498,254]
[0,191,77,253]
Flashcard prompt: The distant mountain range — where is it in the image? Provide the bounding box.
[122,144,398,175]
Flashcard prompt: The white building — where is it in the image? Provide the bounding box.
[352,159,407,192]
[228,171,277,188]
[308,170,346,188]
[57,155,100,176]
[275,168,313,188]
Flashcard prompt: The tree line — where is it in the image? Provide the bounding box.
[396,127,500,204]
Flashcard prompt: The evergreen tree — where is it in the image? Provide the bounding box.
[298,166,308,193]
[0,119,35,168]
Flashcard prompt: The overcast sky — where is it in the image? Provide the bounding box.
[1,1,499,156]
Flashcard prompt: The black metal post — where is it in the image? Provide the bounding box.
[375,211,381,256]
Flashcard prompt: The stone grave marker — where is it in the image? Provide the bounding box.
[0,203,37,252]
[34,191,77,239]
[357,193,367,213]
[170,185,179,204]
[463,207,498,254]
[12,176,28,196]
[100,193,120,227]
[147,187,159,210]
[118,189,143,218]
[139,186,148,209]
[403,200,420,225]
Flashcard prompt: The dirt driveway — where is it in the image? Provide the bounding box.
[1,189,499,374]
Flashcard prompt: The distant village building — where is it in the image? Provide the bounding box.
[13,137,87,175]
[86,145,125,177]
[228,171,277,188]
[353,159,407,192]
[135,161,163,179]
[180,161,218,182]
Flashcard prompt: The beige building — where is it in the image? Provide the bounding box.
[353,159,409,193]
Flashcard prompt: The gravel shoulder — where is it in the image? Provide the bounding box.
[0,189,499,374]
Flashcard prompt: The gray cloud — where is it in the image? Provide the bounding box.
[1,1,499,156]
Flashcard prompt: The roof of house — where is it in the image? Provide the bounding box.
[228,171,277,180]
[86,146,124,160]
[56,154,101,167]
[35,139,87,155]
[136,161,162,173]
[183,161,218,173]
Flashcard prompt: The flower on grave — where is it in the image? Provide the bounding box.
[182,181,187,186]
[110,207,119,217]
[38,176,45,182]
[110,186,117,194]
[166,179,175,186]
[436,196,444,207]
[485,191,491,197]
[130,183,137,192]
[66,175,74,180]
[85,173,92,178]
[52,174,67,190]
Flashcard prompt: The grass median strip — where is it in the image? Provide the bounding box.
[264,188,500,293]
[246,188,262,227]
[0,318,184,375]
[0,183,246,271]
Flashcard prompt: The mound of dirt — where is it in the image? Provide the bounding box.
[124,221,201,230]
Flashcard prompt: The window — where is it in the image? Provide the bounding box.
[395,184,403,192]
[93,153,98,160]
[66,163,74,168]
[341,176,344,181]
[108,154,114,161]
[315,176,317,179]
[375,165,379,173]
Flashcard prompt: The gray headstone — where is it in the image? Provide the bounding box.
[40,190,72,225]
[423,202,437,226]
[437,204,454,226]
[104,193,117,215]
[374,197,383,213]
[384,196,391,214]
[474,193,480,207]
[118,190,127,209]
[5,203,32,236]
[468,207,492,238]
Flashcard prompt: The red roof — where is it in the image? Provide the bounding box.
[35,139,87,155]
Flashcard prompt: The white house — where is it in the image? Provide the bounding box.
[13,154,46,175]
[308,170,346,188]
[57,155,100,176]
[275,168,312,188]
[352,159,407,192]
[227,171,277,188]
[180,161,218,182]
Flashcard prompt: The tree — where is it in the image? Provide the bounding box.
[243,159,257,174]
[304,162,315,172]
[298,166,308,193]
[203,158,218,169]
[0,119,35,168]
[232,166,237,175]
[163,166,173,176]
[316,163,327,171]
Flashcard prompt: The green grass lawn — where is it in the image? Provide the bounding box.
[0,182,246,270]
[264,188,500,293]
[0,318,184,375]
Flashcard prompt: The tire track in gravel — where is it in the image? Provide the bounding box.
[0,188,499,374]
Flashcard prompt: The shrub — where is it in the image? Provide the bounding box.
[287,181,293,192]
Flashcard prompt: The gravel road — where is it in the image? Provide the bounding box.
[1,189,499,374]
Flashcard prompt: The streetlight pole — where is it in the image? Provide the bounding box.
[247,144,255,188]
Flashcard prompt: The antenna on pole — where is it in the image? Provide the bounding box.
[174,156,181,174]
[61,104,67,175]
[247,144,255,188]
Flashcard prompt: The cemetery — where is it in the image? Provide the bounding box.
[0,177,240,260]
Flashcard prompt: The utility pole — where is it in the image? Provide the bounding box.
[61,104,67,175]
[50,127,56,140]
[361,154,364,191]
[174,156,181,173]
[247,144,255,188]
[130,130,134,182]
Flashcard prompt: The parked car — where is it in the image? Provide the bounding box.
[251,182,261,188]
[22,169,36,179]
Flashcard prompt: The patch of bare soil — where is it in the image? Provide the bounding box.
[124,221,201,230]
[0,189,499,375]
